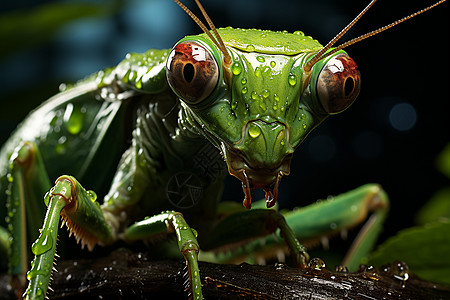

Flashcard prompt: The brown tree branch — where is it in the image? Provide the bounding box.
[1,248,449,299]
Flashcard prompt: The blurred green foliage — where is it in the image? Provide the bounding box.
[368,143,450,285]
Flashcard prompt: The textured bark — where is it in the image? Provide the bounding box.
[1,248,449,299]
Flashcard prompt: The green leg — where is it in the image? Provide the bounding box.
[199,208,309,267]
[6,142,50,295]
[24,175,113,300]
[200,184,388,271]
[285,184,389,270]
[124,212,203,300]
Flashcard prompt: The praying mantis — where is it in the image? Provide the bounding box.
[0,0,447,299]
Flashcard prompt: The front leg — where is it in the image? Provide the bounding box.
[24,176,114,299]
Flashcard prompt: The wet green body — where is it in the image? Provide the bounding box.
[0,28,330,229]
[0,26,389,300]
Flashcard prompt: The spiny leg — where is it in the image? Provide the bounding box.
[6,142,50,295]
[24,175,113,300]
[124,212,202,300]
[284,184,389,270]
[200,184,388,270]
[199,208,309,267]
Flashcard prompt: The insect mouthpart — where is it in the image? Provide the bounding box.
[220,142,292,209]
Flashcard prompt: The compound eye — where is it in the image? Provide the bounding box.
[166,41,219,105]
[316,53,361,114]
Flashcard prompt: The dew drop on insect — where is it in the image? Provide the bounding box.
[259,101,267,111]
[87,190,97,202]
[273,104,278,111]
[248,124,261,139]
[256,56,265,63]
[135,77,143,89]
[122,69,131,83]
[246,44,255,52]
[274,94,280,102]
[32,232,53,256]
[255,67,261,77]
[241,87,248,95]
[262,89,270,98]
[231,100,237,110]
[288,74,297,86]
[251,91,258,101]
[65,106,84,135]
[294,30,304,36]
[129,70,137,82]
[241,78,247,85]
[231,62,242,75]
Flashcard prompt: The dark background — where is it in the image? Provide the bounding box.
[0,0,448,248]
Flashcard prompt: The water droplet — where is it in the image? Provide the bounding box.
[270,61,276,68]
[121,69,130,83]
[294,30,304,36]
[274,94,280,102]
[259,102,266,111]
[241,87,248,94]
[87,190,97,202]
[256,56,265,63]
[251,91,258,100]
[273,104,278,111]
[255,67,261,77]
[288,74,297,86]
[58,136,66,145]
[231,62,242,75]
[262,89,270,98]
[246,44,255,52]
[32,232,53,255]
[241,78,247,85]
[308,257,326,270]
[335,265,348,273]
[231,100,238,110]
[248,124,261,138]
[391,260,409,282]
[129,70,137,82]
[135,77,143,89]
[64,103,84,135]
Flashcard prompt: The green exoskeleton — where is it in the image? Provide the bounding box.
[0,0,446,299]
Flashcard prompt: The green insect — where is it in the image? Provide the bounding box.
[0,0,446,299]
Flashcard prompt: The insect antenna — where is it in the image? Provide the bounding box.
[173,0,232,66]
[304,0,377,73]
[304,0,446,73]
